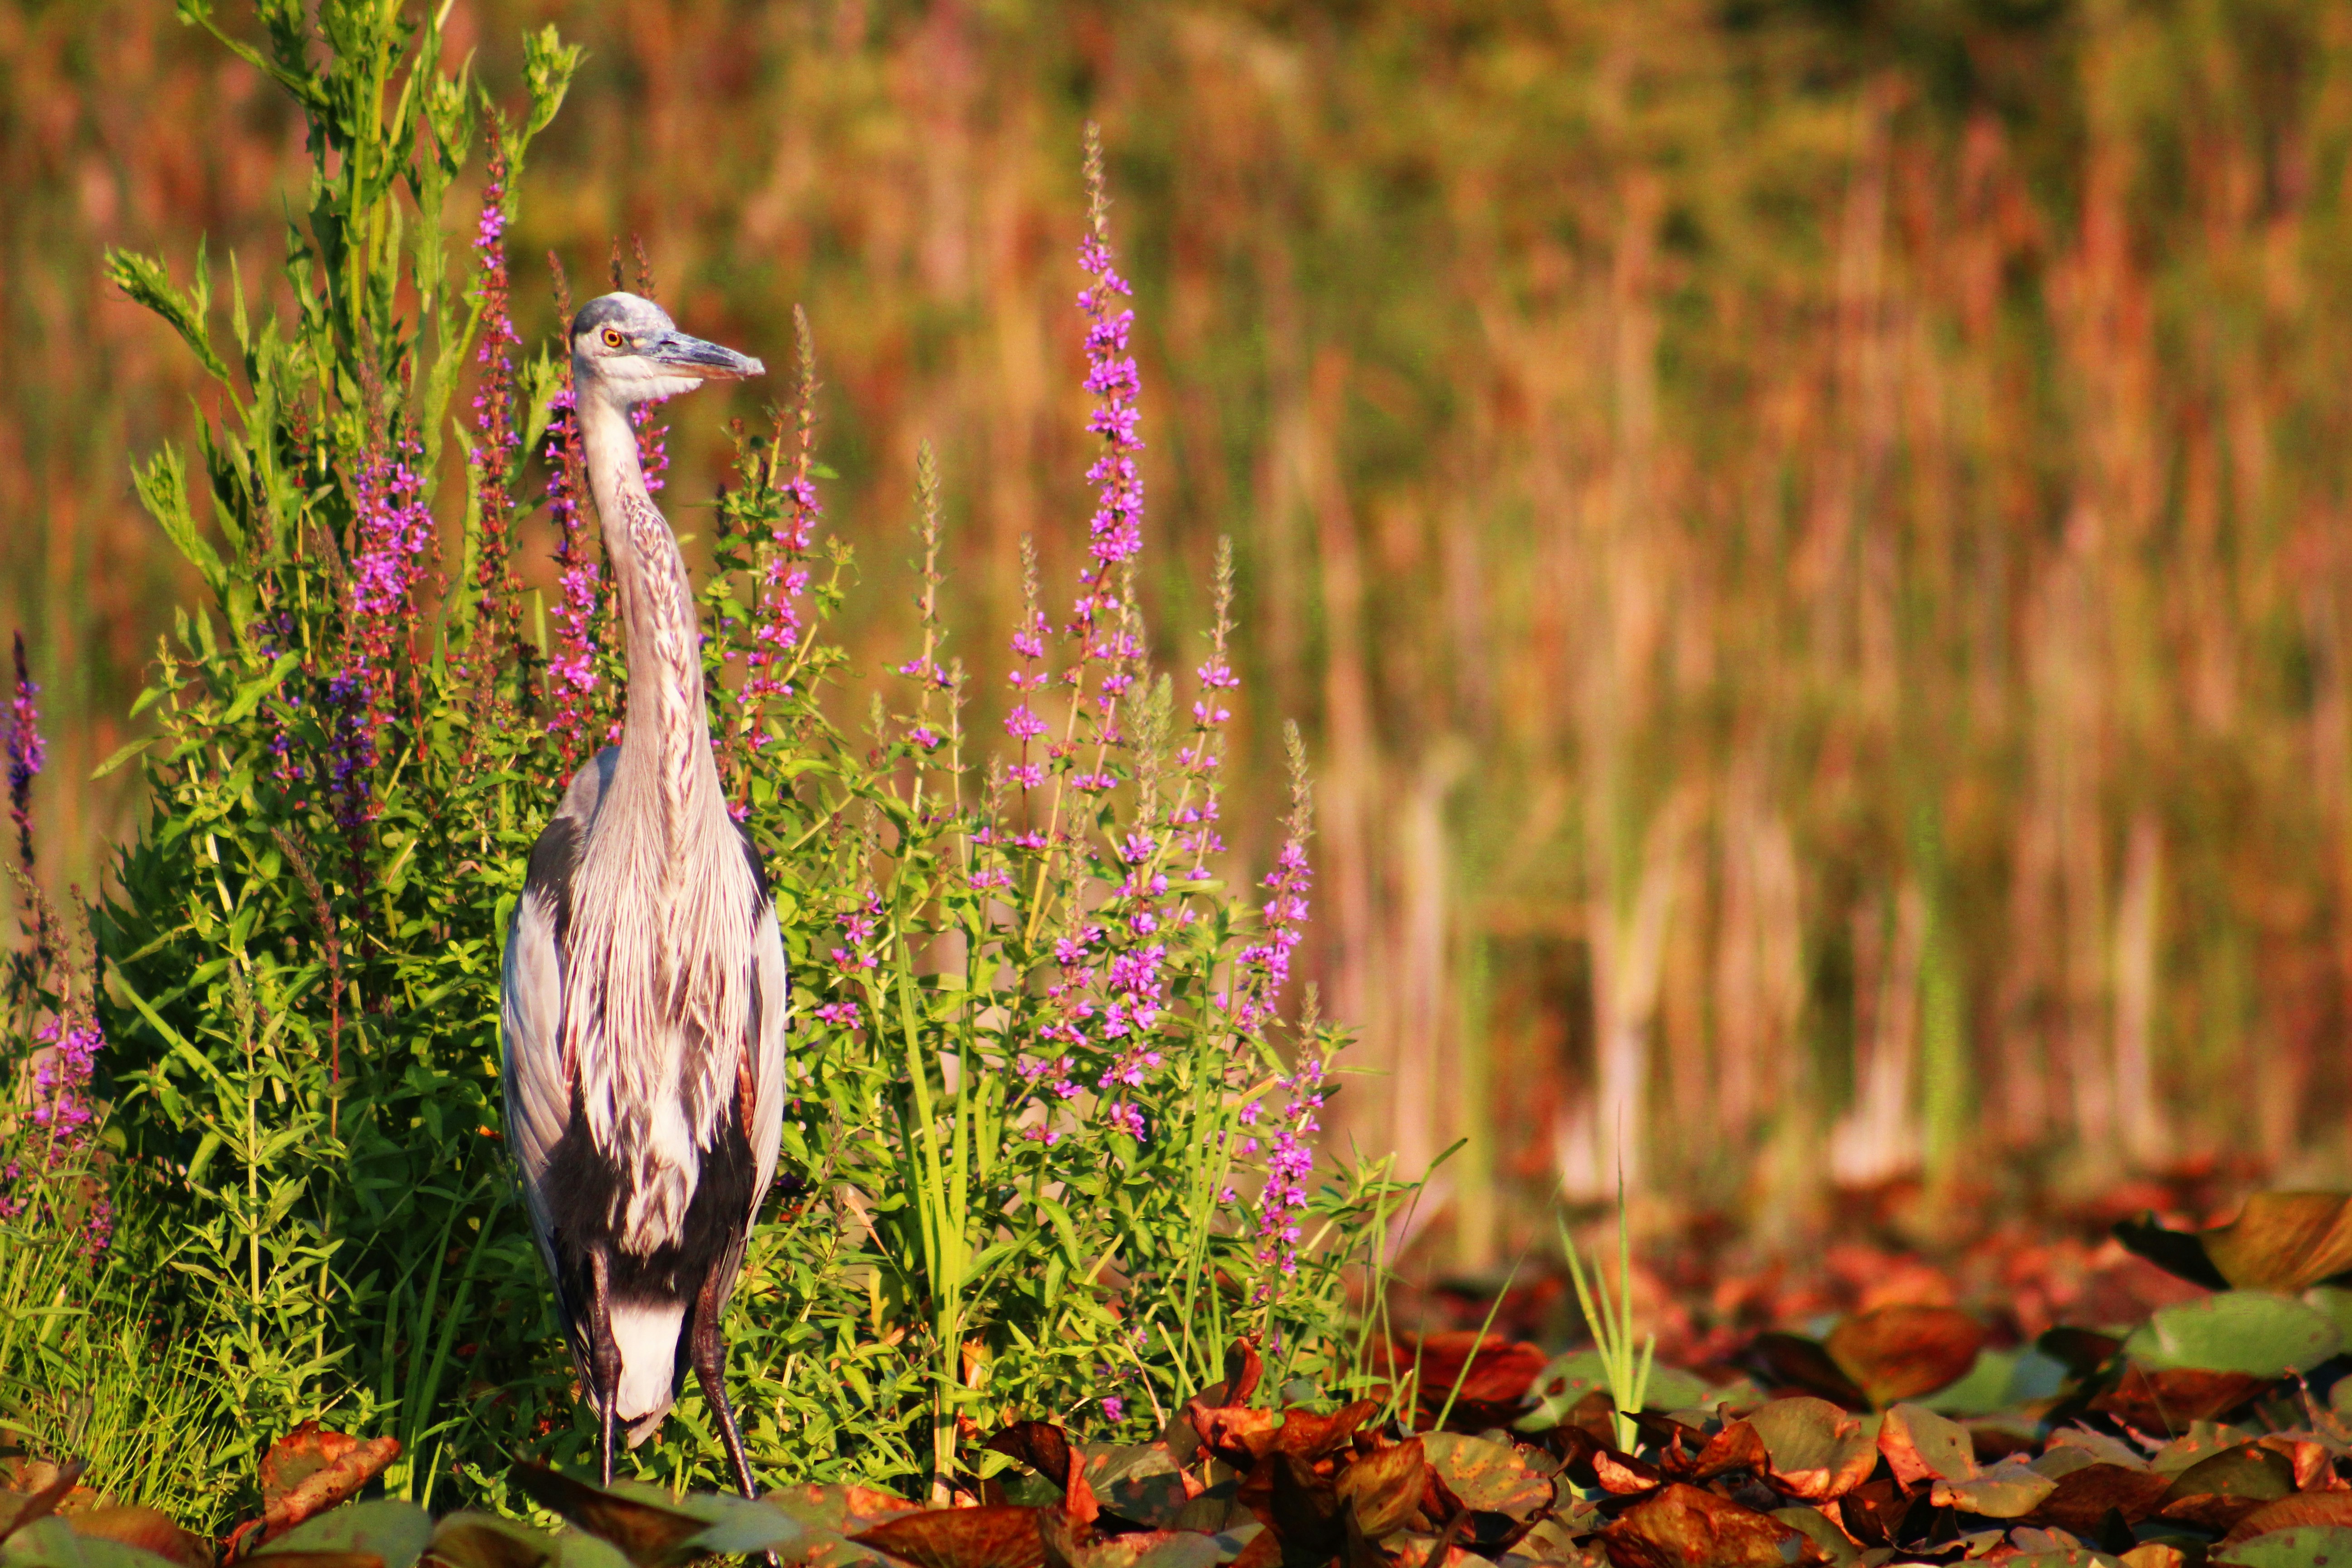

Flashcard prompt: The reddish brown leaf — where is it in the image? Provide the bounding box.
[67,1506,210,1568]
[1562,1392,1619,1450]
[2159,1492,2274,1532]
[1875,1403,1975,1488]
[988,1425,1074,1490]
[1596,1483,1822,1568]
[1039,1528,1224,1568]
[763,1483,924,1534]
[1222,1526,1280,1568]
[852,1507,1045,1568]
[1417,1436,1551,1521]
[250,1426,401,1546]
[244,1553,384,1568]
[1190,1409,1286,1470]
[506,1464,708,1568]
[2221,1490,2352,1547]
[1835,1480,1913,1549]
[424,1516,555,1568]
[1334,1438,1426,1541]
[1272,1403,1379,1462]
[2090,1365,2269,1428]
[1685,1421,1768,1485]
[0,1458,85,1547]
[1078,1444,1190,1529]
[1223,1342,1264,1409]
[1732,1335,1867,1411]
[1591,1452,1662,1498]
[1824,1306,1985,1408]
[1746,1398,1877,1503]
[1377,1335,1548,1427]
[1270,1452,1344,1561]
[2162,1442,2296,1506]
[2020,1465,2173,1532]
[2199,1192,2352,1293]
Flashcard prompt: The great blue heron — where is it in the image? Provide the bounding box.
[500,292,786,1498]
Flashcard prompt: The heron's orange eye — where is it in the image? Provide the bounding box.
[601,327,625,349]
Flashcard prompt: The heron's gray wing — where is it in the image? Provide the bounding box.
[738,824,790,1207]
[501,751,617,1303]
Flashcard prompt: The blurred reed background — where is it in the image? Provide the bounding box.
[6,0,2352,1269]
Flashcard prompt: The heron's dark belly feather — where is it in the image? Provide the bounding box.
[541,1066,760,1308]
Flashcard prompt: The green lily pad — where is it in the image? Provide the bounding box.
[258,1500,435,1568]
[1420,1434,1553,1519]
[1769,1507,1858,1566]
[422,1514,559,1568]
[661,1494,811,1558]
[1878,1402,1975,1486]
[1513,1352,1710,1432]
[1745,1397,1877,1502]
[1931,1455,2058,1519]
[1080,1444,1191,1529]
[2218,1526,2352,1566]
[2164,1444,2296,1505]
[0,1520,179,1568]
[2122,1292,2342,1377]
[1929,1346,2073,1416]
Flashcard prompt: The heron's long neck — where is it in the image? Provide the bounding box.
[580,391,721,835]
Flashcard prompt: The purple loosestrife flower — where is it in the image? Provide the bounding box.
[633,397,669,494]
[1251,1047,1326,1293]
[467,142,524,656]
[5,1012,114,1254]
[1047,127,1148,784]
[326,427,434,865]
[1172,541,1242,873]
[8,633,41,872]
[544,383,604,764]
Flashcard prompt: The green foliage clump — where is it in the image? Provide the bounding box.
[2,0,1402,1529]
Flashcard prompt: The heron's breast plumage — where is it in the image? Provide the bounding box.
[563,793,766,1255]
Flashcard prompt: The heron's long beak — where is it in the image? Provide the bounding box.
[648,331,764,381]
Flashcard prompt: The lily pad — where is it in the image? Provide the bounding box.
[1877,1402,1975,1487]
[505,1469,710,1568]
[2216,1527,2352,1567]
[2163,1444,2297,1506]
[1597,1484,1815,1568]
[2094,1367,2271,1427]
[1079,1446,1190,1529]
[2021,1466,2173,1532]
[2121,1292,2341,1377]
[0,1519,181,1568]
[258,1500,434,1568]
[37,1514,197,1568]
[1932,1455,2058,1519]
[1827,1305,1986,1407]
[1931,1346,2074,1416]
[2202,1195,2352,1294]
[1513,1352,1710,1433]
[1745,1397,1877,1502]
[1769,1508,1858,1567]
[423,1514,560,1568]
[853,1507,1043,1568]
[1334,1439,1426,1539]
[1419,1435,1552,1519]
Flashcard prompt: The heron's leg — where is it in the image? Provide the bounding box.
[588,1248,621,1488]
[690,1266,760,1501]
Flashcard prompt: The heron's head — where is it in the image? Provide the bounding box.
[569,292,763,408]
